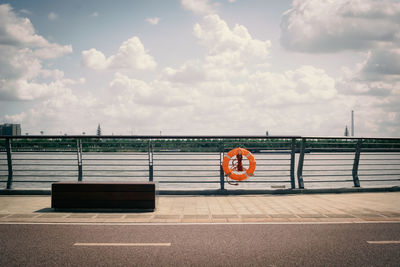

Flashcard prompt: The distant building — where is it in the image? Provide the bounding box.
[0,124,21,136]
[344,125,349,137]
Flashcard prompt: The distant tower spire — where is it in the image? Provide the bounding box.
[351,110,354,136]
[344,125,349,137]
[97,123,101,136]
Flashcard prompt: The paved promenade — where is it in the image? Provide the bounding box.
[1,192,399,223]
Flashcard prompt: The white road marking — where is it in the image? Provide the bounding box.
[1,221,400,226]
[74,242,171,246]
[367,241,400,244]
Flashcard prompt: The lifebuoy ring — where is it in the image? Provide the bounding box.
[222,147,256,181]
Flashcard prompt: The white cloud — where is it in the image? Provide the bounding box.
[194,15,271,59]
[181,0,218,15]
[279,0,400,136]
[3,6,399,136]
[146,17,160,25]
[81,48,109,70]
[19,9,31,15]
[48,12,58,21]
[280,0,400,52]
[0,4,73,100]
[90,12,99,17]
[361,48,400,80]
[81,36,157,71]
[162,60,205,84]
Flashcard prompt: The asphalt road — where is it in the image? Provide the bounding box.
[1,223,399,266]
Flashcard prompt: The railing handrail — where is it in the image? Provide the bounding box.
[1,135,399,140]
[0,135,302,139]
[1,135,399,191]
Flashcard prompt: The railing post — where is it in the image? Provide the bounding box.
[6,138,13,189]
[76,139,83,181]
[352,139,362,187]
[290,138,296,189]
[148,140,153,182]
[219,141,225,190]
[297,138,306,189]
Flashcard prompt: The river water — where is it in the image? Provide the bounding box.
[1,152,399,190]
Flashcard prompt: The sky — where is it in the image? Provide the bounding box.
[0,0,399,137]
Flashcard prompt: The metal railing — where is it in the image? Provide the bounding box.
[0,136,399,191]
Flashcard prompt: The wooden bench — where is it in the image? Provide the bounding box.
[51,182,155,210]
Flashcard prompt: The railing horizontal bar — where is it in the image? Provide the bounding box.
[82,159,148,161]
[359,169,400,171]
[256,164,290,166]
[362,142,400,145]
[360,159,400,161]
[254,175,290,177]
[362,147,400,150]
[13,159,75,161]
[308,149,356,152]
[302,174,351,177]
[154,164,219,167]
[304,180,353,183]
[12,163,77,166]
[305,159,353,161]
[359,173,400,176]
[84,175,147,177]
[13,175,76,177]
[84,163,148,166]
[153,159,218,161]
[252,159,290,161]
[238,180,291,183]
[83,169,149,172]
[154,153,218,155]
[13,170,76,172]
[242,148,291,151]
[361,153,400,155]
[154,175,218,178]
[303,169,352,172]
[83,153,148,155]
[254,170,290,172]
[4,180,61,183]
[13,150,77,153]
[12,152,76,155]
[359,163,400,166]
[306,153,354,155]
[154,170,218,172]
[359,179,400,182]
[156,181,203,184]
[304,164,354,166]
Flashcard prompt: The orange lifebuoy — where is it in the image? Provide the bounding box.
[222,147,256,181]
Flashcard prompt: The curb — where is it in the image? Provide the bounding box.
[1,186,399,195]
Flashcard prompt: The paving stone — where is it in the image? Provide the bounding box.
[269,214,298,218]
[37,214,68,218]
[380,212,400,218]
[154,215,181,219]
[183,215,210,219]
[67,214,96,219]
[212,214,239,219]
[95,214,125,219]
[7,214,39,218]
[297,214,327,218]
[125,214,153,219]
[240,214,269,219]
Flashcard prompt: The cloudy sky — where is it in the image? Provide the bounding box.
[0,0,399,136]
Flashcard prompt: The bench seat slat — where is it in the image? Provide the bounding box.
[52,191,155,201]
[53,200,155,209]
[52,182,155,192]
